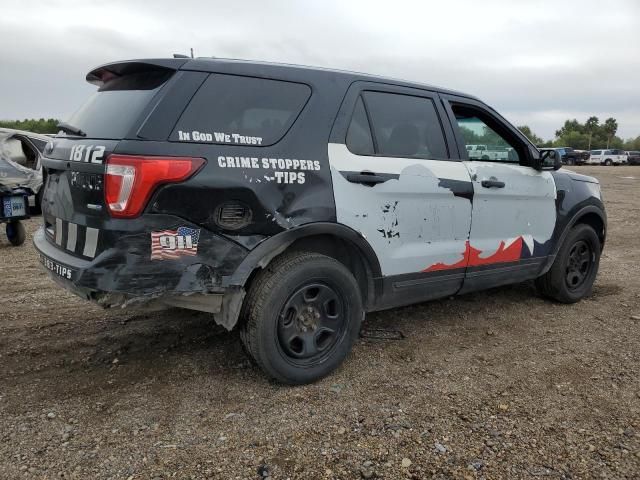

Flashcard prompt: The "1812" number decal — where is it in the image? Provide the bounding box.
[69,145,106,164]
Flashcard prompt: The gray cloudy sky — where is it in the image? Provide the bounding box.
[1,0,639,140]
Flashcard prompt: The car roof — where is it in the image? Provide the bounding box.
[88,57,480,101]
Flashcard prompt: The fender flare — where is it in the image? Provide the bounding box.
[214,223,381,331]
[540,205,607,274]
[224,222,382,288]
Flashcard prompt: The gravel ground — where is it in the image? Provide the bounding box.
[0,165,639,480]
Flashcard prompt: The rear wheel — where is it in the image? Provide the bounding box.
[604,159,613,166]
[6,221,26,246]
[239,251,363,384]
[535,224,600,303]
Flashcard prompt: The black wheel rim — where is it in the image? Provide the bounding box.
[276,282,346,365]
[565,240,594,290]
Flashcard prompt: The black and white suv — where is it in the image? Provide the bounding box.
[34,58,607,384]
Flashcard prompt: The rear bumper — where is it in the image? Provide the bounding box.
[33,226,247,311]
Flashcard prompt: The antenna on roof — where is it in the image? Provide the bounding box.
[190,48,194,58]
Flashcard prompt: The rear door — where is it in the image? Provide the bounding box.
[328,83,474,304]
[442,96,557,292]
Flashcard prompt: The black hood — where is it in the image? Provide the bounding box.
[561,168,599,184]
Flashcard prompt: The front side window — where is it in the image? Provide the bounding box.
[452,105,520,163]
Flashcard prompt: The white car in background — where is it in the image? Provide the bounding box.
[466,144,513,161]
[587,149,628,166]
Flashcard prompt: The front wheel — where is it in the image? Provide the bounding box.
[604,159,613,166]
[535,224,600,303]
[239,251,363,384]
[6,221,26,246]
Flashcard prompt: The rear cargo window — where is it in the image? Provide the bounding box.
[64,70,172,140]
[171,74,311,146]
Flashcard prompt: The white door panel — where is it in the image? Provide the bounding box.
[329,144,473,276]
[464,161,556,263]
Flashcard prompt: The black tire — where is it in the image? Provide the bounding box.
[535,224,600,303]
[6,221,26,246]
[566,158,575,166]
[604,159,613,166]
[239,251,363,384]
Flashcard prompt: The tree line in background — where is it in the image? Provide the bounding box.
[1,117,639,151]
[519,116,640,151]
[0,118,60,134]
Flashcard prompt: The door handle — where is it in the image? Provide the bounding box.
[346,172,388,185]
[481,179,505,188]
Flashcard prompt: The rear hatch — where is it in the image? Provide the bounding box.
[41,61,184,259]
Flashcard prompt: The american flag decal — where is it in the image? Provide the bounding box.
[151,227,200,260]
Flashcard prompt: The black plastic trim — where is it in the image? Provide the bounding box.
[226,222,382,287]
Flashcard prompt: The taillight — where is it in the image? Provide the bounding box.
[105,155,205,218]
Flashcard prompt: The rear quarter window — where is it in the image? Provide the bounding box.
[171,74,311,146]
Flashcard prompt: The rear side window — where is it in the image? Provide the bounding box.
[346,97,374,155]
[172,74,311,146]
[65,70,173,140]
[362,91,448,159]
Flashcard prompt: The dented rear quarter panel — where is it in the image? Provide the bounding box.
[128,67,355,237]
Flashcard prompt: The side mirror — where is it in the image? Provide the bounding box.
[534,150,562,171]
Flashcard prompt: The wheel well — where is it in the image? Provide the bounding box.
[289,234,374,308]
[244,234,376,310]
[575,212,606,248]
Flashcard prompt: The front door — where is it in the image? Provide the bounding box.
[445,100,557,292]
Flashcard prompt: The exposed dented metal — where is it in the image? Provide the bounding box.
[0,128,47,196]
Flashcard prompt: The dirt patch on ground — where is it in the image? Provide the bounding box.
[1,166,639,479]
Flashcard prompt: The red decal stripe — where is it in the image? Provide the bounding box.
[422,237,524,272]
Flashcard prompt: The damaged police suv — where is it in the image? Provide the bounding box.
[35,58,606,384]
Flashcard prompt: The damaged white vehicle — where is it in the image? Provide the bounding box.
[0,128,50,213]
